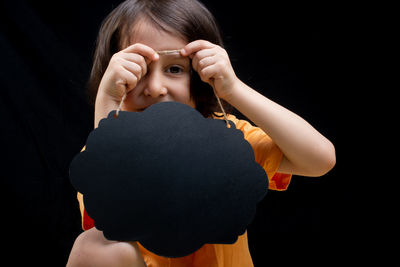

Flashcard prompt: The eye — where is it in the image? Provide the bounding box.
[166,65,183,74]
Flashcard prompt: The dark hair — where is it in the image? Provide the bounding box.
[88,0,231,118]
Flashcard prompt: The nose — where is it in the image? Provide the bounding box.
[143,71,168,98]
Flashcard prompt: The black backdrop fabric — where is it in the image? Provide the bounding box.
[1,0,349,265]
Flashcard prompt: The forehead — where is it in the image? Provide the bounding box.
[129,18,188,51]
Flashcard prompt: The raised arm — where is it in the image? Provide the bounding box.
[182,40,336,177]
[94,43,159,128]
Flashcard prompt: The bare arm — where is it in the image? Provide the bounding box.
[94,43,159,128]
[182,40,336,177]
[225,80,336,177]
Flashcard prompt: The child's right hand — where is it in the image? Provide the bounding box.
[97,43,159,103]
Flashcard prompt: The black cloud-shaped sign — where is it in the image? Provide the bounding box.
[70,102,268,257]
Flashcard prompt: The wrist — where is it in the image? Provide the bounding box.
[94,92,121,128]
[220,78,246,104]
[95,92,121,115]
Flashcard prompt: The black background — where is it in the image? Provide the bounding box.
[1,0,351,265]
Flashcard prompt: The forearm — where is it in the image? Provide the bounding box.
[225,79,335,176]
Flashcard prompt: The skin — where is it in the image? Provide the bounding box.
[68,17,336,267]
[94,19,194,127]
[67,227,146,267]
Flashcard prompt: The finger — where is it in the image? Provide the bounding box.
[191,48,212,69]
[199,64,217,83]
[198,55,217,70]
[181,40,214,58]
[120,60,143,81]
[120,53,147,78]
[123,43,159,63]
[116,66,139,92]
[195,47,216,59]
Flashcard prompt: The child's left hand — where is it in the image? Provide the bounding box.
[181,40,238,100]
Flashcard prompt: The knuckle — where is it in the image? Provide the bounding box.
[131,43,142,49]
[199,59,206,68]
[111,55,123,65]
[200,39,210,46]
[141,67,147,77]
[127,77,137,90]
[131,74,138,83]
[137,54,145,64]
[115,78,126,89]
[117,65,125,73]
[220,47,227,54]
[216,60,226,69]
[132,62,141,73]
[196,49,206,58]
[109,54,118,64]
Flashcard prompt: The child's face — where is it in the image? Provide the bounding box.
[122,20,193,112]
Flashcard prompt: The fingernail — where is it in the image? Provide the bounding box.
[180,48,186,55]
[154,53,159,60]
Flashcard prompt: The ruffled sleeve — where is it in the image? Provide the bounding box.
[227,114,292,191]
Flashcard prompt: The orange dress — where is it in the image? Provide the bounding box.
[76,114,291,267]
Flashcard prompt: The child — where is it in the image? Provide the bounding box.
[67,0,336,266]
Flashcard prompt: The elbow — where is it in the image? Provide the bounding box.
[313,141,336,177]
[282,139,336,177]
